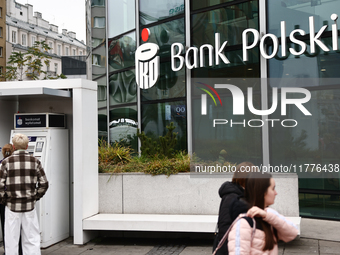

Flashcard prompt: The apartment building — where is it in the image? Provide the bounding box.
[6,0,86,79]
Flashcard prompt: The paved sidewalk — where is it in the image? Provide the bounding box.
[0,218,339,254]
[1,236,339,255]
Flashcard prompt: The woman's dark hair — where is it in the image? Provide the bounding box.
[2,144,14,159]
[245,172,278,251]
[232,162,256,187]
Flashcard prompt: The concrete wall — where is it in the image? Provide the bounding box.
[99,173,299,217]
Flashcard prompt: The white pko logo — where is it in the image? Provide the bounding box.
[17,118,22,126]
[135,28,160,89]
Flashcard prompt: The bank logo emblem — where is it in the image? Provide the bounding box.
[135,28,160,89]
[17,118,22,126]
[197,82,222,115]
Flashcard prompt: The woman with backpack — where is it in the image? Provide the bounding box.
[213,162,254,255]
[227,172,298,255]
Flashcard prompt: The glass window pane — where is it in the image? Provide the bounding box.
[269,88,340,177]
[108,32,136,72]
[192,48,260,79]
[299,192,340,220]
[140,0,184,25]
[109,106,138,151]
[109,69,137,106]
[191,0,234,11]
[141,61,186,101]
[142,100,187,151]
[192,1,258,48]
[92,0,105,6]
[268,0,340,37]
[191,78,262,164]
[108,0,135,38]
[94,17,105,28]
[97,76,107,105]
[92,38,104,48]
[268,40,340,80]
[140,18,185,59]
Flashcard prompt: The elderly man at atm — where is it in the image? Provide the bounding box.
[0,133,49,255]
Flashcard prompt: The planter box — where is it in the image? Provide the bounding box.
[99,172,299,217]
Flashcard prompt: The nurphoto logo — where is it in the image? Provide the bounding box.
[198,82,312,128]
[135,28,160,89]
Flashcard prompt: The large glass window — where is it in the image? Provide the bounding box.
[268,0,340,37]
[140,0,184,25]
[141,61,186,101]
[108,0,135,38]
[269,88,340,219]
[108,32,136,72]
[191,78,262,164]
[140,18,185,59]
[142,100,187,151]
[109,69,137,106]
[192,1,258,48]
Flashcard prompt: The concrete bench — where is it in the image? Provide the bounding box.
[83,214,301,235]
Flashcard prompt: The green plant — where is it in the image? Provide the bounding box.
[137,122,178,158]
[99,151,191,176]
[98,139,132,173]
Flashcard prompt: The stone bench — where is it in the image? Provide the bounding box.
[83,213,301,234]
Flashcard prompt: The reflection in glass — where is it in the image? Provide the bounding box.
[142,101,187,151]
[108,32,136,72]
[110,106,138,151]
[92,0,105,6]
[141,61,185,101]
[141,18,185,58]
[269,89,340,179]
[191,0,233,11]
[108,0,135,38]
[268,0,340,37]
[109,70,137,106]
[92,38,104,48]
[192,1,258,48]
[299,192,340,220]
[268,41,340,80]
[191,79,262,164]
[192,48,260,78]
[140,0,184,25]
[98,108,107,141]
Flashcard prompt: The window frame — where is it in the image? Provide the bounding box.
[12,31,17,43]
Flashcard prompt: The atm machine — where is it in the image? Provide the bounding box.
[10,113,69,248]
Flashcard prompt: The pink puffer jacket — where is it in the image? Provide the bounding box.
[228,208,298,255]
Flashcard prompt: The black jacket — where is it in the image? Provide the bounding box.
[213,181,248,255]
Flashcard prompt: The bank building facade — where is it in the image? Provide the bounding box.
[87,0,340,221]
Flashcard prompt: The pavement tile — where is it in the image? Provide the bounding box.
[319,240,340,254]
[179,246,212,255]
[81,245,154,255]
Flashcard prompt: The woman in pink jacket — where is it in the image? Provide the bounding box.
[227,172,298,255]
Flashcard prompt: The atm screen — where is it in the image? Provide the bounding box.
[35,142,44,152]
